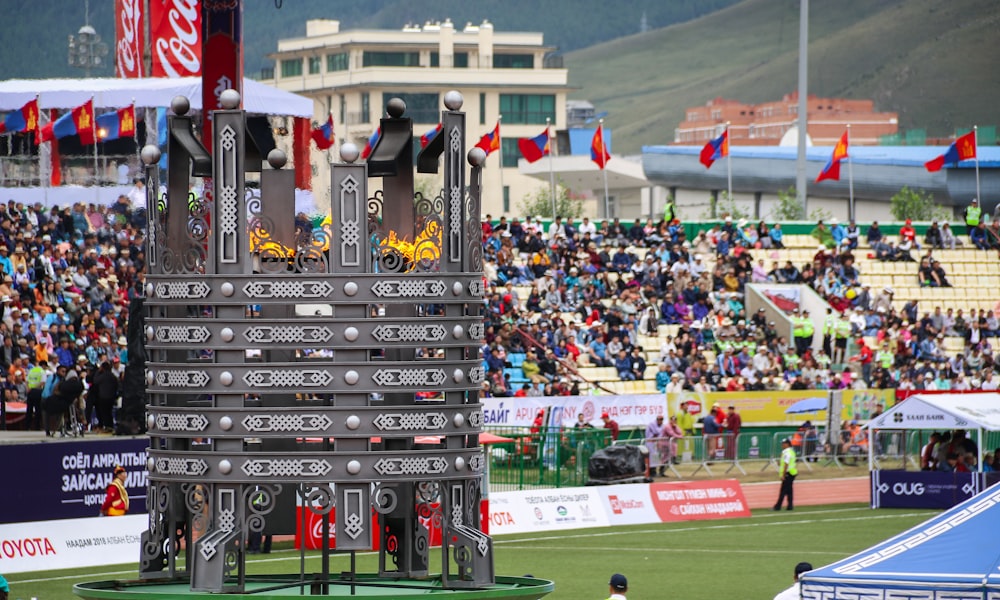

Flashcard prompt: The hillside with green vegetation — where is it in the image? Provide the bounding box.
[566,0,1000,152]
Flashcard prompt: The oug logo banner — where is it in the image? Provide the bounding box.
[873,471,980,509]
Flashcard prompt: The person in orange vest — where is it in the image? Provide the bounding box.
[100,465,129,516]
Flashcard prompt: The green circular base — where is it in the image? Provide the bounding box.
[74,574,553,599]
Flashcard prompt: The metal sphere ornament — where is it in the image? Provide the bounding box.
[140,144,161,166]
[340,142,360,163]
[386,97,406,118]
[444,90,464,111]
[219,89,241,110]
[170,95,190,116]
[267,148,287,169]
[468,146,487,167]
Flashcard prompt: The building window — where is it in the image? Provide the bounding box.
[361,92,370,123]
[454,52,468,68]
[327,52,349,72]
[430,52,439,67]
[338,94,345,125]
[280,58,302,78]
[363,51,420,67]
[503,186,510,213]
[499,94,554,125]
[493,53,533,69]
[479,93,486,125]
[500,138,520,167]
[308,56,321,75]
[382,92,440,123]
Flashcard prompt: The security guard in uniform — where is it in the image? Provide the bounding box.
[965,198,982,228]
[833,313,852,364]
[606,573,628,599]
[774,437,798,511]
[822,308,836,356]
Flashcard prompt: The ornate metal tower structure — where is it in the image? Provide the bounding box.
[135,89,507,595]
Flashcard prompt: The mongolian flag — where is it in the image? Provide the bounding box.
[518,128,550,163]
[815,130,850,183]
[96,105,137,142]
[39,99,96,145]
[361,127,380,159]
[925,130,977,172]
[475,122,501,155]
[0,99,39,135]
[311,114,335,150]
[699,129,728,169]
[420,123,442,148]
[591,125,610,169]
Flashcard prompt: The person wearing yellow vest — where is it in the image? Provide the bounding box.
[25,359,48,431]
[833,313,851,364]
[773,437,797,511]
[822,308,835,356]
[101,465,130,516]
[793,309,814,356]
[965,198,982,228]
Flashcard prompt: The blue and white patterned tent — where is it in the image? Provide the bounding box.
[800,484,1000,599]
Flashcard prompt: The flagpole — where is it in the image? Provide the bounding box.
[497,115,505,210]
[91,96,99,202]
[725,121,733,207]
[974,125,981,202]
[546,117,556,219]
[847,124,854,221]
[600,119,610,220]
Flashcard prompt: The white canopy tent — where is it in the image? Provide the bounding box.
[864,392,1000,471]
[0,77,313,117]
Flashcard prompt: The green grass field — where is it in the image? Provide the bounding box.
[6,503,936,600]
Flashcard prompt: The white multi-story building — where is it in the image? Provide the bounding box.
[269,18,570,217]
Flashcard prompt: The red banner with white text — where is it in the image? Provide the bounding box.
[115,0,145,78]
[649,480,751,522]
[150,0,202,78]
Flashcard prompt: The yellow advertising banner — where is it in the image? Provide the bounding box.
[666,389,896,425]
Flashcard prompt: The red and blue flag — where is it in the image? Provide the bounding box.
[699,129,728,169]
[361,127,380,159]
[475,122,501,155]
[39,99,96,145]
[311,114,335,150]
[96,105,136,142]
[591,125,610,169]
[420,123,442,148]
[815,130,849,182]
[518,128,550,163]
[925,130,976,172]
[0,99,39,135]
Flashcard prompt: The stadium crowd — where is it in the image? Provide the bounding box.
[479,210,1000,399]
[0,194,144,434]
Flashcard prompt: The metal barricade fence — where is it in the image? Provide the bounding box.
[484,425,610,492]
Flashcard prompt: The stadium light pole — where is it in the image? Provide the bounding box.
[796,0,809,216]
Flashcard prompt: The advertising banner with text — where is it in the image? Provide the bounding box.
[483,395,665,429]
[150,0,202,78]
[872,471,982,509]
[0,514,145,573]
[0,438,148,524]
[115,0,145,78]
[648,480,751,522]
[487,487,610,535]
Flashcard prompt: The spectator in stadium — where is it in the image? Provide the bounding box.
[971,222,990,250]
[773,562,813,600]
[899,219,919,250]
[866,220,884,246]
[601,412,620,441]
[769,222,785,248]
[940,221,960,249]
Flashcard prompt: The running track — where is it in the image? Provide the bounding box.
[741,476,870,509]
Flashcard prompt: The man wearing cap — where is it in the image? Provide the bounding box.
[773,562,813,600]
[601,412,620,441]
[774,437,798,511]
[606,573,628,599]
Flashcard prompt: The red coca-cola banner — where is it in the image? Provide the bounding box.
[115,0,145,78]
[151,0,202,78]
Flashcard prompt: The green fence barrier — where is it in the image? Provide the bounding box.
[485,425,612,492]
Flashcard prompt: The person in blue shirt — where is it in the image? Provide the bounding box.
[830,218,846,249]
[769,223,785,248]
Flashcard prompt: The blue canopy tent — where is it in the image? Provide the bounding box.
[800,484,1000,598]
